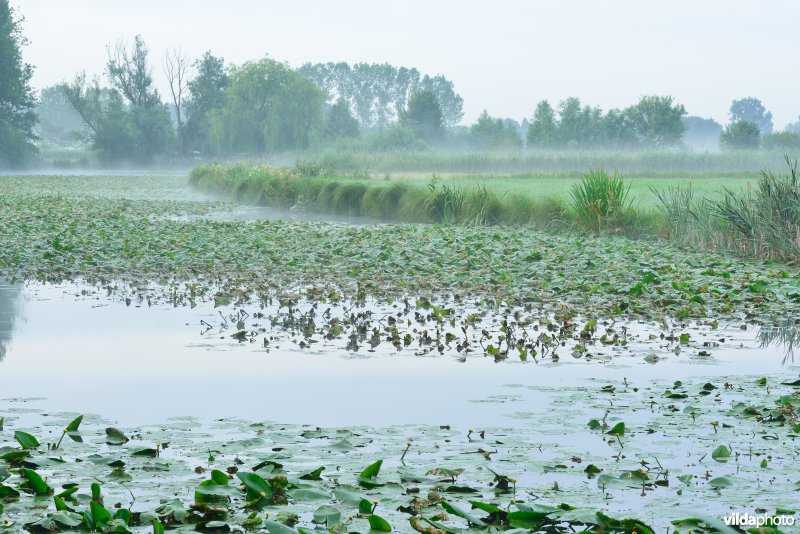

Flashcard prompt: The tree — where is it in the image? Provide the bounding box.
[624,95,686,147]
[526,100,557,148]
[163,49,190,156]
[185,51,229,154]
[0,0,37,165]
[470,110,521,150]
[729,97,773,134]
[325,98,359,139]
[298,62,463,128]
[209,57,325,154]
[62,74,137,163]
[720,120,760,150]
[400,90,443,143]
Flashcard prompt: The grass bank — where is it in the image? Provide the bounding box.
[189,163,658,232]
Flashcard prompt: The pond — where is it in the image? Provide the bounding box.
[1,281,796,429]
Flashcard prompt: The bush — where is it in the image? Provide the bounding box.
[570,169,631,231]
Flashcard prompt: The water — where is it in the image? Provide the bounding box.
[1,281,797,429]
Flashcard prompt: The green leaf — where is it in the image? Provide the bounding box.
[264,520,298,534]
[606,422,625,436]
[288,487,331,501]
[359,499,374,514]
[89,501,112,527]
[708,476,733,488]
[21,468,52,495]
[152,518,165,534]
[358,459,384,488]
[313,504,341,525]
[237,471,273,502]
[367,514,392,532]
[14,431,40,449]
[441,501,485,526]
[299,466,325,480]
[65,415,83,432]
[711,445,731,462]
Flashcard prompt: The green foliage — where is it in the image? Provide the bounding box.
[729,97,773,133]
[761,131,800,151]
[626,95,687,147]
[570,169,632,231]
[185,51,229,154]
[62,36,174,164]
[720,120,760,150]
[657,159,800,259]
[470,110,522,150]
[298,61,463,128]
[0,0,38,166]
[325,98,360,140]
[209,57,325,154]
[401,90,444,144]
[527,100,557,148]
[525,95,684,149]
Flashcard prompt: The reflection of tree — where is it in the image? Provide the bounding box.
[758,321,800,365]
[0,282,23,362]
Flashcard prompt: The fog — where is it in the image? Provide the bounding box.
[16,0,800,127]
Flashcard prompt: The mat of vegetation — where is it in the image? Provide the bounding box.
[2,176,800,324]
[2,371,798,533]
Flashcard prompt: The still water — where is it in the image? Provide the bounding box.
[0,281,797,429]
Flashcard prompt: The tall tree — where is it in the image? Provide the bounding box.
[105,35,174,161]
[471,110,521,150]
[209,57,325,154]
[720,120,760,150]
[0,0,37,165]
[325,98,359,139]
[729,97,773,134]
[185,51,229,154]
[624,95,686,147]
[299,62,463,128]
[526,100,557,148]
[163,48,190,155]
[400,89,443,143]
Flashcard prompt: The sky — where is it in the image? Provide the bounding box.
[13,0,800,128]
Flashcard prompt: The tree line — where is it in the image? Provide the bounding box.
[3,0,800,167]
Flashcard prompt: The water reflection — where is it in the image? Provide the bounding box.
[0,282,23,362]
[758,321,800,364]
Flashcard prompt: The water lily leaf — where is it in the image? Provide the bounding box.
[333,486,368,506]
[711,445,731,462]
[313,504,341,525]
[21,468,52,495]
[442,501,485,526]
[105,427,129,445]
[288,487,331,501]
[367,514,392,532]
[708,476,733,488]
[264,520,298,534]
[14,431,39,449]
[606,422,625,436]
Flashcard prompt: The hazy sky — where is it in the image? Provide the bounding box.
[14,0,800,128]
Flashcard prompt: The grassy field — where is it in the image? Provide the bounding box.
[374,170,755,209]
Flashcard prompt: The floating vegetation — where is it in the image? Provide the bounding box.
[1,371,798,532]
[1,175,799,325]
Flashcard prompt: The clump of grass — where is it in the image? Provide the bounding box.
[570,169,632,231]
[655,158,800,260]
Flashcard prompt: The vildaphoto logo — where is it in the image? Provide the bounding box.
[723,512,796,527]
